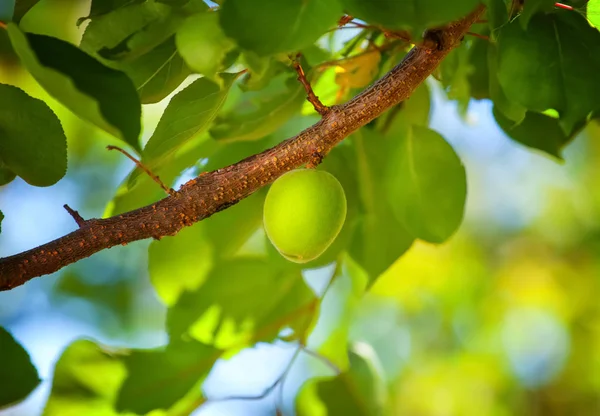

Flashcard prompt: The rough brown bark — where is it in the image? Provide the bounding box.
[0,5,485,291]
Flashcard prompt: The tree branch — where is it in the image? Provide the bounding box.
[0,5,485,291]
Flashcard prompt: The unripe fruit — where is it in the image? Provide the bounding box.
[263,169,347,263]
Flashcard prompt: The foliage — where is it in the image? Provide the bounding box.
[1,0,600,415]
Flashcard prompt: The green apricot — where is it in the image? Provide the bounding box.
[263,169,347,263]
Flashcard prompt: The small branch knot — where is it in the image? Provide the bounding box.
[307,149,326,169]
[421,28,449,51]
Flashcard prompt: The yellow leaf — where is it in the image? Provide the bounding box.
[334,50,381,89]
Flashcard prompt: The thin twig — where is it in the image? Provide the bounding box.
[301,346,342,375]
[466,31,490,41]
[554,2,574,10]
[106,145,175,196]
[63,204,86,227]
[206,346,303,405]
[291,57,329,116]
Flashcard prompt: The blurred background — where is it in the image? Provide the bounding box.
[1,0,600,415]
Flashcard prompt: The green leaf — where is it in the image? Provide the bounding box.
[7,24,142,151]
[85,0,145,21]
[0,0,14,21]
[43,340,127,416]
[376,83,430,135]
[204,189,266,258]
[494,107,580,158]
[386,126,466,244]
[148,187,265,305]
[149,222,214,306]
[340,0,480,35]
[84,1,208,63]
[307,255,367,371]
[0,84,67,186]
[81,1,170,57]
[0,327,40,408]
[141,73,238,172]
[520,0,555,29]
[0,163,16,186]
[589,1,600,28]
[209,74,305,142]
[176,11,236,80]
[439,42,472,111]
[13,0,39,23]
[488,42,526,124]
[220,0,342,56]
[121,37,191,104]
[240,52,288,91]
[81,3,192,103]
[486,0,509,40]
[345,131,415,280]
[116,340,219,414]
[167,258,317,348]
[296,349,388,416]
[467,35,490,100]
[497,11,600,133]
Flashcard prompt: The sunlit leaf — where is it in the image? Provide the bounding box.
[43,339,127,416]
[81,2,195,103]
[589,0,600,28]
[13,0,39,23]
[386,126,466,243]
[167,258,317,348]
[497,11,600,133]
[488,42,526,123]
[0,327,40,408]
[340,0,480,35]
[296,349,387,416]
[240,52,288,91]
[81,1,170,57]
[439,43,471,111]
[0,84,67,186]
[116,340,219,414]
[121,37,191,104]
[7,24,142,151]
[209,73,305,142]
[149,222,214,306]
[141,73,238,172]
[82,0,207,62]
[204,189,266,258]
[176,11,236,80]
[220,0,342,56]
[334,50,381,90]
